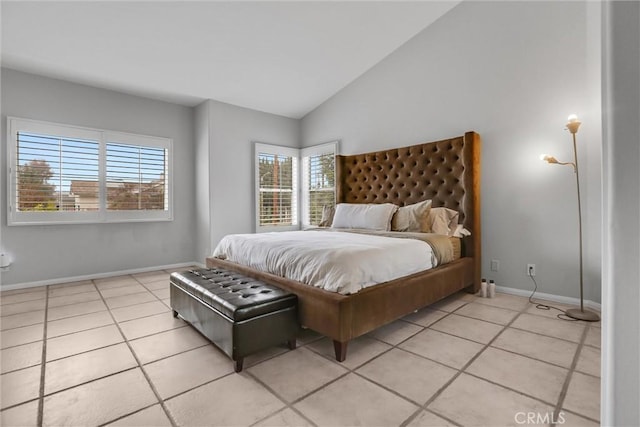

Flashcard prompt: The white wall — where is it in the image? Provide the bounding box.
[194,101,212,263]
[0,69,197,286]
[199,99,299,258]
[601,1,640,424]
[301,1,602,302]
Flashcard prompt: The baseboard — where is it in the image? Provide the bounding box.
[3,268,602,313]
[0,261,206,292]
[496,285,602,311]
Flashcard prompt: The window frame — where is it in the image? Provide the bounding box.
[7,117,173,226]
[254,142,299,233]
[301,141,338,228]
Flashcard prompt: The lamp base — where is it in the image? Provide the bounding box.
[565,307,600,322]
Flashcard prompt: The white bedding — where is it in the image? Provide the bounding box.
[212,230,434,295]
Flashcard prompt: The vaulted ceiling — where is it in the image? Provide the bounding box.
[1,1,459,118]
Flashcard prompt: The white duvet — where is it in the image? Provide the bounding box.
[212,230,434,295]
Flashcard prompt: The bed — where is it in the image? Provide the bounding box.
[207,131,481,361]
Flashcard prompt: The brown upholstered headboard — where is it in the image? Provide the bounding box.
[335,131,481,270]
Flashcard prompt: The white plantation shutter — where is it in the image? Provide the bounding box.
[106,142,168,211]
[302,142,337,227]
[16,131,100,212]
[255,143,298,232]
[8,117,172,225]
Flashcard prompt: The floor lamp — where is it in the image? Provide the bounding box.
[540,114,600,322]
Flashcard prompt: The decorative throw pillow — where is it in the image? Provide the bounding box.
[318,205,335,227]
[332,203,398,231]
[391,200,432,232]
[427,207,460,235]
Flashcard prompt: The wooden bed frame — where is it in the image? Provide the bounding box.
[207,131,481,361]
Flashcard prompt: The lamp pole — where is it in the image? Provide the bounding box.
[564,116,600,322]
[572,130,584,312]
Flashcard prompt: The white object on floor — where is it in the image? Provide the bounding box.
[488,280,496,298]
[480,279,488,298]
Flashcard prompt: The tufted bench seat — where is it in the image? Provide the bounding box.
[170,268,299,372]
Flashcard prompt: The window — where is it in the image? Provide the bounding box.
[302,142,337,227]
[254,143,298,232]
[254,141,337,232]
[8,117,172,225]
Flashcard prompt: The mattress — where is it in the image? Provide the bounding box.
[212,229,459,295]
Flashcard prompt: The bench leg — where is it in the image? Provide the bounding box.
[287,339,296,350]
[172,310,178,318]
[333,340,348,362]
[234,358,244,373]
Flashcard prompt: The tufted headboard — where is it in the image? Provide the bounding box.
[336,131,481,263]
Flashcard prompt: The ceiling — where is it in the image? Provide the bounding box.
[1,1,459,119]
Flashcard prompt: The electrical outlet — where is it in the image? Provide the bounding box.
[491,259,499,271]
[527,264,536,276]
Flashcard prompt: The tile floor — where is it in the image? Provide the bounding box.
[0,270,601,426]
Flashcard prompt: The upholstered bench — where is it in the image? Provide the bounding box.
[170,268,299,372]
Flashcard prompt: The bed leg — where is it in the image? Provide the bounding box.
[172,309,178,318]
[465,283,480,294]
[333,340,348,362]
[234,358,244,373]
[287,339,297,350]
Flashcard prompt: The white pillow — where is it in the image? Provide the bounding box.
[332,203,398,231]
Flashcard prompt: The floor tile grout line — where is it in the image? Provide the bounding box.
[461,370,564,408]
[302,321,574,415]
[254,368,353,418]
[44,340,125,364]
[405,296,533,426]
[397,345,478,373]
[0,295,48,307]
[155,359,238,401]
[486,343,578,371]
[46,296,104,310]
[0,308,45,321]
[0,397,40,414]
[558,407,601,424]
[247,406,316,427]
[136,342,210,368]
[351,368,429,408]
[0,360,42,376]
[425,297,588,348]
[1,304,48,318]
[46,320,118,340]
[378,296,478,427]
[123,324,190,343]
[1,334,45,352]
[252,349,354,407]
[91,276,180,427]
[552,322,592,426]
[422,408,465,427]
[47,308,109,323]
[443,309,521,326]
[4,280,600,426]
[95,402,163,427]
[304,336,397,372]
[42,366,139,400]
[508,324,585,345]
[244,368,320,427]
[132,276,173,304]
[99,290,156,301]
[283,302,472,426]
[36,286,50,427]
[0,286,48,296]
[503,324,586,345]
